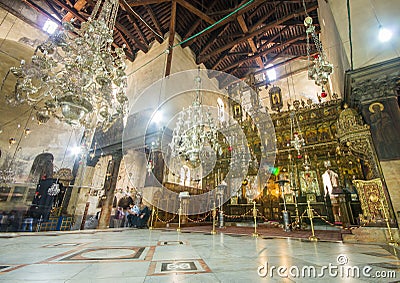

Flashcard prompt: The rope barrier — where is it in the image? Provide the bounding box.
[223,209,253,219]
[312,209,373,231]
[187,212,211,223]
[155,212,177,224]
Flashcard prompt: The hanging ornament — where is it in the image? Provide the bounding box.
[321,87,327,98]
[48,183,60,196]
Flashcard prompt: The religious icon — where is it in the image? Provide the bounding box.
[300,170,320,196]
[269,86,283,111]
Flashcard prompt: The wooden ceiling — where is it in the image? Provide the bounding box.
[22,0,319,84]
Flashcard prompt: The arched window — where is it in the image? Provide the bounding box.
[217,98,225,122]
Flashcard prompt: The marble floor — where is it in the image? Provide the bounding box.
[0,228,399,283]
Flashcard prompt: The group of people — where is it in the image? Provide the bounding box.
[113,200,151,229]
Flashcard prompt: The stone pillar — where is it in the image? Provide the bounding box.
[98,151,123,229]
[67,165,96,230]
[344,57,400,226]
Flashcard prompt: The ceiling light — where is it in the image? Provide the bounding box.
[151,111,163,124]
[379,26,393,42]
[43,18,58,34]
[266,64,276,81]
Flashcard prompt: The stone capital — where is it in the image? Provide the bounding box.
[344,57,400,107]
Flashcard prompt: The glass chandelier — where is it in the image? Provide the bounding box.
[2,0,128,130]
[169,71,221,169]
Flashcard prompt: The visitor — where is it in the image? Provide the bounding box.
[131,201,151,229]
[113,207,124,228]
[126,203,140,227]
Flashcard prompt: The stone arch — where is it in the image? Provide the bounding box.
[28,152,54,183]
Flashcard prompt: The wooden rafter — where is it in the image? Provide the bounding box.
[175,0,215,25]
[43,0,63,20]
[127,0,170,7]
[63,0,86,22]
[209,49,232,69]
[197,3,317,63]
[144,5,163,43]
[120,0,163,44]
[115,29,136,59]
[114,21,148,52]
[257,26,290,51]
[237,15,264,68]
[248,1,284,31]
[183,0,218,40]
[24,0,61,24]
[165,1,176,77]
[198,25,230,57]
[181,0,266,46]
[220,34,306,73]
[124,14,149,46]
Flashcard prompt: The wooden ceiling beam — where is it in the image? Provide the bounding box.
[122,13,149,47]
[120,0,162,45]
[24,0,62,24]
[257,26,290,50]
[220,34,305,73]
[237,15,264,69]
[181,0,266,46]
[209,49,233,70]
[127,0,170,7]
[175,0,215,25]
[63,0,86,22]
[248,1,283,28]
[49,0,85,21]
[198,25,231,57]
[114,21,149,52]
[182,0,218,46]
[115,29,136,59]
[43,0,63,21]
[165,1,176,77]
[197,3,317,63]
[144,5,164,43]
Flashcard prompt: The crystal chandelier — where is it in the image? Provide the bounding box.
[2,0,128,130]
[0,168,15,184]
[169,71,221,169]
[304,13,333,95]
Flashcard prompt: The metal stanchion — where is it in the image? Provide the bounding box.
[380,199,398,246]
[177,198,182,232]
[292,188,301,229]
[252,201,259,238]
[211,201,217,235]
[307,201,319,241]
[275,179,291,232]
[149,207,155,230]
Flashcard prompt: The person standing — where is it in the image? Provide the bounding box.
[113,207,124,228]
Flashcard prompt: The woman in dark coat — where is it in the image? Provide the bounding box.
[131,202,151,228]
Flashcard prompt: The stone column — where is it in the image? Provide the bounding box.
[344,57,400,225]
[98,151,123,229]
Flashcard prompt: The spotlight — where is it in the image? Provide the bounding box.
[70,146,82,155]
[379,26,392,42]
